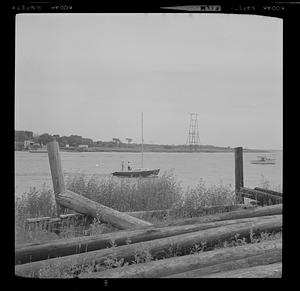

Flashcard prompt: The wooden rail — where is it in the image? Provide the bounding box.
[240,187,282,205]
[80,239,282,278]
[165,251,282,278]
[24,204,250,231]
[254,187,282,197]
[158,204,282,227]
[196,262,282,278]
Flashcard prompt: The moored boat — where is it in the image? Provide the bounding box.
[112,168,160,177]
[250,156,276,164]
[112,112,160,178]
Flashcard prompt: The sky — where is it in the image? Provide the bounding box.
[15,13,283,150]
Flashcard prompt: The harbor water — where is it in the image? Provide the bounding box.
[15,150,282,196]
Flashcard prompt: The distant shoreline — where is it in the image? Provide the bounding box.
[16,147,272,154]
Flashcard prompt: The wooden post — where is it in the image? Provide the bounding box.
[234,147,244,203]
[47,141,66,215]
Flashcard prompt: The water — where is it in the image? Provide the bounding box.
[14,150,282,196]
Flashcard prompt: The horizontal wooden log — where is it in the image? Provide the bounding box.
[240,187,282,205]
[15,215,279,265]
[25,204,248,227]
[127,209,171,220]
[238,192,262,204]
[25,210,170,227]
[165,249,282,277]
[55,189,152,229]
[15,215,282,277]
[243,197,259,205]
[254,187,282,197]
[59,213,84,219]
[26,217,52,224]
[159,204,282,227]
[197,262,282,278]
[80,239,282,278]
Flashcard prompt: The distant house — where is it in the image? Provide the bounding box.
[24,140,34,149]
[78,144,88,148]
[32,142,42,149]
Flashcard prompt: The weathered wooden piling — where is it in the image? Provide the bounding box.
[47,141,67,215]
[234,147,244,203]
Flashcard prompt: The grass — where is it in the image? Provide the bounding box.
[15,185,58,244]
[171,179,236,218]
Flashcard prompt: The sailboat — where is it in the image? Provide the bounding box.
[112,113,160,177]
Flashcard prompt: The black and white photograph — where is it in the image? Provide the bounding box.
[14,3,285,279]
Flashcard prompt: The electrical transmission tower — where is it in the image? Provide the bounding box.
[186,113,200,151]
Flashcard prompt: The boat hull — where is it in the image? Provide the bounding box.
[250,161,276,164]
[112,169,160,177]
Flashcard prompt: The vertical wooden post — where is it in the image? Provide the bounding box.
[234,147,244,203]
[47,141,66,215]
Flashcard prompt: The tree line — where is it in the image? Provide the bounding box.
[15,130,133,148]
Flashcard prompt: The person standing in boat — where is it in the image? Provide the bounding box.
[121,161,125,172]
[127,161,132,171]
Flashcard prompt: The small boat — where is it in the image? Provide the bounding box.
[250,156,276,164]
[112,112,160,178]
[112,168,160,177]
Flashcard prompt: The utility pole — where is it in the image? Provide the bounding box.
[186,113,201,151]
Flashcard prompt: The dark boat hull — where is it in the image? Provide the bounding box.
[112,169,160,177]
[250,161,276,165]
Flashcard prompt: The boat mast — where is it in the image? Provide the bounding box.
[141,112,144,168]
